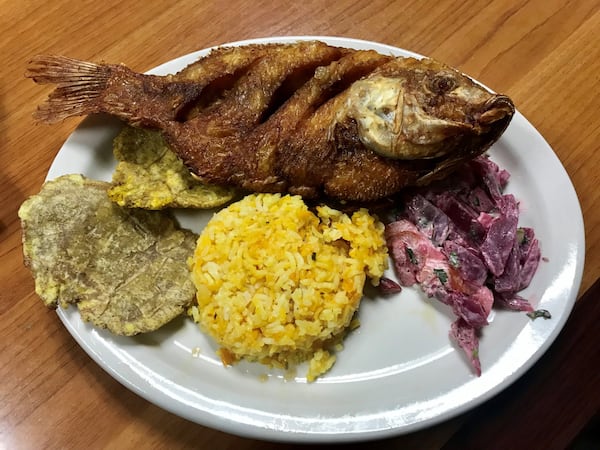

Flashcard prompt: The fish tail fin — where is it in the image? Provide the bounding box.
[25,55,112,123]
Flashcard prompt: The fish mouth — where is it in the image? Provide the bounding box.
[478,95,515,125]
[415,93,515,186]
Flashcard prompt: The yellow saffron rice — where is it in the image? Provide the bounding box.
[189,193,388,381]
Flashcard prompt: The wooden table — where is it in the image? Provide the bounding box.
[1,1,598,448]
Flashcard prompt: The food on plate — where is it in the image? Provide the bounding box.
[189,193,388,381]
[18,174,198,335]
[21,41,540,380]
[385,155,541,375]
[108,125,236,209]
[26,40,514,202]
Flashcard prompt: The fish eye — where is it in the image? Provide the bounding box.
[429,75,456,94]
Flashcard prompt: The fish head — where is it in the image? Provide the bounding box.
[342,57,515,160]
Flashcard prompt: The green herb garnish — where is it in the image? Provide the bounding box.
[434,268,448,284]
[526,309,552,320]
[517,228,529,245]
[406,247,418,265]
[449,251,460,268]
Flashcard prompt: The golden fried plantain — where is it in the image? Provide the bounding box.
[108,125,236,209]
[18,174,198,335]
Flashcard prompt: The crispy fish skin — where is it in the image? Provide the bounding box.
[18,174,198,335]
[26,41,514,202]
[109,125,236,209]
[277,56,515,200]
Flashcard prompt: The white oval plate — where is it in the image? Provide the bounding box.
[45,36,584,443]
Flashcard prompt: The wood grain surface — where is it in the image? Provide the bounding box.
[1,1,598,448]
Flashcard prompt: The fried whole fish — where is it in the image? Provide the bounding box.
[26,41,515,202]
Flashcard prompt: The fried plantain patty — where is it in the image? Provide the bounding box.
[108,126,236,210]
[19,174,198,335]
